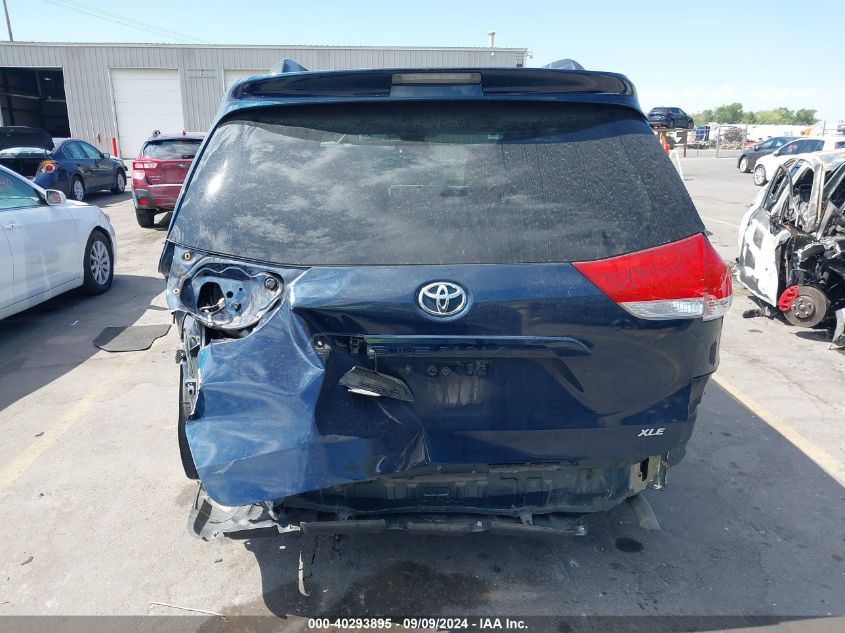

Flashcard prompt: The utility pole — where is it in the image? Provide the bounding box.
[2,0,12,42]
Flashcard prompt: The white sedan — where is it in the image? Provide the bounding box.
[0,165,116,320]
[753,136,845,186]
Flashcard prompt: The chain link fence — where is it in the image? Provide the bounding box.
[664,124,747,159]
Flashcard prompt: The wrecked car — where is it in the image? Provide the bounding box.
[738,150,845,348]
[159,61,733,539]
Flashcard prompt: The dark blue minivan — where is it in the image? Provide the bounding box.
[160,63,732,539]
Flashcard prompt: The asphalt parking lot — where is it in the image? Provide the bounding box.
[0,158,843,628]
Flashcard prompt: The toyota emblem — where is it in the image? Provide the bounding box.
[417,282,468,317]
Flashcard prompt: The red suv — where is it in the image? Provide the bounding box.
[133,132,204,227]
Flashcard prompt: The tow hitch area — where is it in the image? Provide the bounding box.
[187,486,590,540]
[187,454,671,540]
[300,514,589,537]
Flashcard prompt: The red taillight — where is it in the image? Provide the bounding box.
[37,160,59,173]
[573,233,732,321]
[133,161,157,170]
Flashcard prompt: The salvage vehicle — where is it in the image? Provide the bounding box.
[647,107,694,129]
[0,126,127,201]
[159,61,733,539]
[752,137,845,186]
[0,165,115,320]
[738,151,845,347]
[737,136,793,173]
[133,131,205,228]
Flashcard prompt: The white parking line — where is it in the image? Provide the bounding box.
[0,347,151,491]
[700,215,739,228]
[713,374,845,487]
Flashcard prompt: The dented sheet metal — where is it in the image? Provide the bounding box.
[738,204,790,306]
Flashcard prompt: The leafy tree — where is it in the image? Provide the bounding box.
[686,104,818,126]
[774,107,794,123]
[793,108,817,125]
[713,102,744,123]
[754,108,793,124]
[692,109,713,126]
[752,109,776,124]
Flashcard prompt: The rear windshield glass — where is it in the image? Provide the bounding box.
[169,101,702,265]
[141,139,202,159]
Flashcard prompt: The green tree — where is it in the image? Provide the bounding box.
[774,107,794,124]
[713,102,745,123]
[692,109,714,125]
[752,110,776,124]
[793,108,817,125]
[687,104,817,126]
[754,108,794,124]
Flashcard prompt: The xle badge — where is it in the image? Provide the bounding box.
[638,428,665,437]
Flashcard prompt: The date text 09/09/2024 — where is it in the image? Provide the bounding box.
[306,618,528,630]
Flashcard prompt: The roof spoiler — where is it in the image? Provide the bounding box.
[232,68,635,101]
[270,58,309,75]
[542,59,585,70]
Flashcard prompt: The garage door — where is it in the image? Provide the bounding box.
[224,70,266,94]
[111,69,184,158]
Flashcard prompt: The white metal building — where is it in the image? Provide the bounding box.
[0,42,529,158]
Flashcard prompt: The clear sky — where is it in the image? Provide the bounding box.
[6,0,844,122]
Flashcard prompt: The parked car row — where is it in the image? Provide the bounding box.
[736,135,845,185]
[0,125,207,319]
[736,136,792,173]
[0,125,204,228]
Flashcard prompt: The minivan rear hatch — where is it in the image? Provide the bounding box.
[165,100,723,507]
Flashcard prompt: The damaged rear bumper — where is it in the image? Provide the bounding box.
[165,247,717,517]
[187,458,670,540]
[188,487,592,540]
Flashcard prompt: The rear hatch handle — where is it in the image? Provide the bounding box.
[361,335,591,359]
[339,366,414,402]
